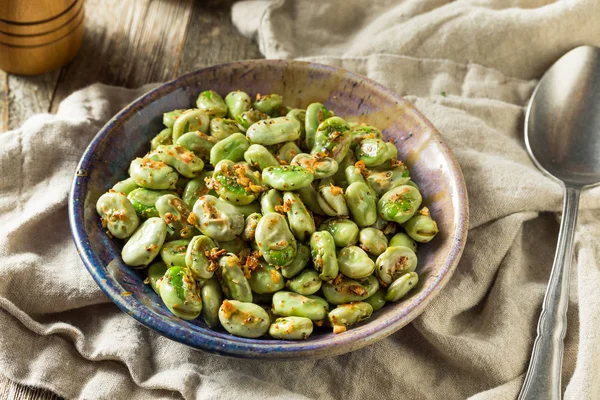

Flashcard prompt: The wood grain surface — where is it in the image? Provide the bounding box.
[0,0,261,398]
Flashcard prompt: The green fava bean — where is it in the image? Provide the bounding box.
[269,316,313,340]
[121,217,167,267]
[337,246,375,279]
[344,165,367,185]
[377,185,422,224]
[296,183,325,215]
[219,253,253,302]
[385,142,398,160]
[128,188,175,219]
[291,153,338,179]
[151,128,173,150]
[375,246,417,286]
[364,287,387,311]
[345,182,377,227]
[253,93,284,116]
[163,109,185,128]
[209,132,250,166]
[185,235,218,279]
[225,90,252,120]
[147,261,167,294]
[312,117,351,163]
[359,227,388,256]
[262,165,314,191]
[305,103,334,150]
[236,109,269,132]
[246,117,301,145]
[209,118,242,140]
[182,172,214,209]
[160,239,190,267]
[389,232,418,252]
[192,195,244,241]
[172,109,210,142]
[385,271,419,302]
[328,302,373,334]
[286,108,307,142]
[212,160,262,206]
[111,177,139,195]
[219,299,269,338]
[260,188,283,214]
[367,164,411,196]
[129,157,178,190]
[280,243,311,279]
[318,218,359,247]
[255,212,297,267]
[249,262,285,294]
[288,268,322,295]
[272,291,329,321]
[322,274,379,305]
[230,202,260,218]
[155,145,204,178]
[276,141,302,165]
[283,192,315,242]
[402,211,439,243]
[219,236,250,257]
[201,277,223,328]
[96,192,140,239]
[244,144,280,171]
[317,183,348,217]
[156,194,197,239]
[309,231,339,281]
[241,212,262,242]
[333,150,357,188]
[349,125,383,148]
[175,131,217,160]
[355,138,390,167]
[196,90,228,118]
[160,266,202,320]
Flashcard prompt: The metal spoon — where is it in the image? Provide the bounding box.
[519,45,600,399]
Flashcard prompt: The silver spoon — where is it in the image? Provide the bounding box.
[519,45,600,399]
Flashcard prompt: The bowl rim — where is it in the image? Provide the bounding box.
[69,59,469,359]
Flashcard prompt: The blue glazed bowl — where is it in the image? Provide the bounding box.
[69,60,468,359]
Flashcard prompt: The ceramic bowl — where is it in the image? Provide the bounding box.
[69,60,468,359]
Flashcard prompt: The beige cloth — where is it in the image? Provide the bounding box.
[2,0,600,399]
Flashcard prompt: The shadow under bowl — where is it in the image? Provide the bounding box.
[69,60,468,359]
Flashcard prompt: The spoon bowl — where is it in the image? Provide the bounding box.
[526,45,600,187]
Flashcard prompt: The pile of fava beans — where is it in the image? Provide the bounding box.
[96,90,439,340]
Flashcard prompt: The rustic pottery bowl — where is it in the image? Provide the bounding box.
[69,60,468,359]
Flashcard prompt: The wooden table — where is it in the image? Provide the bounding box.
[0,0,260,398]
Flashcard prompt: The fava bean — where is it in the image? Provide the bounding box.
[385,271,418,302]
[128,188,175,219]
[236,109,269,132]
[121,217,167,267]
[210,117,241,140]
[355,138,390,167]
[305,103,334,150]
[147,261,167,294]
[375,246,417,286]
[212,160,262,205]
[377,185,422,224]
[255,212,297,267]
[283,192,315,242]
[246,117,301,145]
[244,144,280,171]
[241,212,262,242]
[249,262,285,294]
[160,266,203,320]
[209,132,250,166]
[196,90,228,118]
[112,177,139,195]
[181,172,215,209]
[364,287,387,311]
[129,157,178,190]
[225,91,252,120]
[328,302,373,334]
[151,128,173,150]
[288,269,321,295]
[389,232,418,252]
[172,109,210,142]
[269,316,313,340]
[192,195,245,241]
[322,274,379,305]
[185,235,218,279]
[260,188,283,215]
[201,277,223,328]
[317,183,348,217]
[96,192,140,239]
[318,218,359,247]
[272,291,329,321]
[276,141,302,164]
[296,183,325,215]
[367,164,411,196]
[345,182,377,227]
[175,131,217,160]
[219,253,253,302]
[262,165,314,191]
[312,117,351,163]
[291,153,338,179]
[253,93,284,116]
[280,243,311,279]
[219,299,269,338]
[156,194,197,239]
[402,210,439,243]
[337,246,375,279]
[160,239,190,267]
[309,231,339,281]
[155,145,204,178]
[359,227,388,256]
[349,125,382,148]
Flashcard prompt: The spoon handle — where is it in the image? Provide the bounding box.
[518,186,580,400]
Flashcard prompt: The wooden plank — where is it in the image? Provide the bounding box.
[50,0,195,112]
[0,71,7,132]
[6,71,60,131]
[177,0,262,74]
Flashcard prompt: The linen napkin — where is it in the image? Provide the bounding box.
[1,0,600,399]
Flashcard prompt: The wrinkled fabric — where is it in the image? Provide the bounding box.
[1,1,600,399]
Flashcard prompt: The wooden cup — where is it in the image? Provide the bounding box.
[0,0,85,75]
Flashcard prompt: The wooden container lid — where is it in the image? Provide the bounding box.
[0,0,83,36]
[0,0,75,24]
